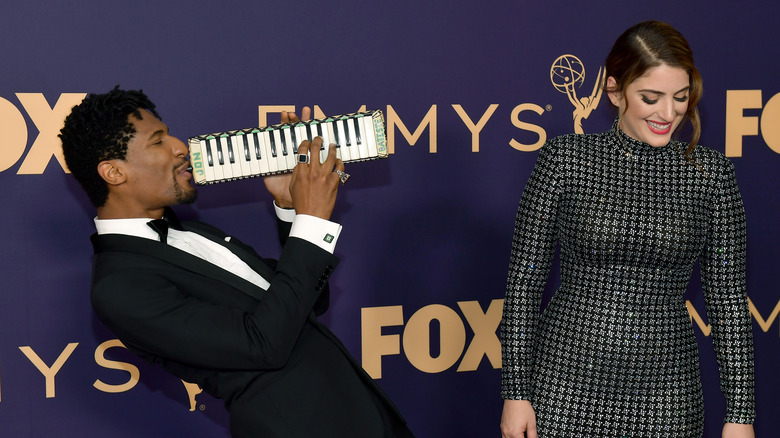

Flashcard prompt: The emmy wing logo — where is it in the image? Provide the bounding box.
[550,54,605,134]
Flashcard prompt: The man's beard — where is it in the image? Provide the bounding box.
[173,178,198,205]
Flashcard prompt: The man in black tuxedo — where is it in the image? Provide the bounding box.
[59,87,414,438]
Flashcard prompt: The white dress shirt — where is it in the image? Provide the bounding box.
[94,203,342,291]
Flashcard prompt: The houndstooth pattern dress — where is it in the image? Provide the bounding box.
[501,122,755,437]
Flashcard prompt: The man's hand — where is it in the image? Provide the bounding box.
[263,107,312,208]
[289,138,343,220]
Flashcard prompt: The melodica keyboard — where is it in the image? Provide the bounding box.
[188,109,387,185]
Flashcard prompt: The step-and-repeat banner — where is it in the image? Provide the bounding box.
[1,1,777,436]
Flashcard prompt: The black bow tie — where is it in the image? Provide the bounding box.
[147,215,182,244]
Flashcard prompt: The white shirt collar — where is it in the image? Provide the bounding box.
[94,217,161,241]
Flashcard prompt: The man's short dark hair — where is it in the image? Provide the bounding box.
[60,86,161,207]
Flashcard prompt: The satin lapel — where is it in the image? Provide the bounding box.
[91,233,267,301]
[180,222,277,282]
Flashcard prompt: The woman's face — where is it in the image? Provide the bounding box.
[607,64,690,147]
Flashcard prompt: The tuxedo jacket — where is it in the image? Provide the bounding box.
[89,214,412,438]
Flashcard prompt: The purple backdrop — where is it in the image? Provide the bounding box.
[1,1,778,436]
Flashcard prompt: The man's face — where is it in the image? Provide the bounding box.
[121,109,197,211]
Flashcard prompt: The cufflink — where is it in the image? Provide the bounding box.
[323,234,334,243]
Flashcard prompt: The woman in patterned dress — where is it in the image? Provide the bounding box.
[499,21,755,438]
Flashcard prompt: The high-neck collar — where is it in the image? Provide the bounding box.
[611,118,675,157]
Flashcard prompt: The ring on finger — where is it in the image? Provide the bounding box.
[335,169,350,185]
[297,154,309,164]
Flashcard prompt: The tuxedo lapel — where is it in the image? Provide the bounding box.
[91,233,268,301]
[180,221,277,281]
[162,208,278,282]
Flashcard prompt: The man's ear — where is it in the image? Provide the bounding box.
[97,160,127,186]
[605,76,622,108]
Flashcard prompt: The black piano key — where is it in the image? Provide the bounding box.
[269,129,277,157]
[252,130,262,159]
[215,136,224,165]
[330,121,341,151]
[290,125,298,150]
[343,118,352,147]
[352,117,362,145]
[310,123,322,152]
[290,123,304,154]
[224,135,235,164]
[306,123,314,142]
[205,136,214,166]
[331,119,340,146]
[327,121,341,153]
[281,127,289,156]
[239,132,250,161]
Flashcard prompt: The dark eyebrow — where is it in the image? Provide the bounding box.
[147,127,168,141]
[638,86,690,95]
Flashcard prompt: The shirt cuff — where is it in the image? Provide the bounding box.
[274,201,296,223]
[290,214,343,254]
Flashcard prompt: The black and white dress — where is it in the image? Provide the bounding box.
[501,122,755,437]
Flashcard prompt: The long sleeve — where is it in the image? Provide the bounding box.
[90,226,338,373]
[501,140,562,400]
[700,159,756,423]
[274,215,330,316]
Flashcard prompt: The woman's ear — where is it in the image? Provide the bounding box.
[605,76,622,108]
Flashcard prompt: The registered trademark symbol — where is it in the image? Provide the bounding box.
[199,404,206,411]
[545,104,553,111]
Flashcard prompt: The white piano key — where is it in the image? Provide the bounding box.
[353,116,369,159]
[346,117,362,160]
[207,136,225,182]
[213,135,227,179]
[310,122,326,164]
[252,130,271,175]
[305,122,314,143]
[270,129,288,172]
[243,131,260,177]
[293,124,307,165]
[218,135,235,180]
[318,121,335,161]
[275,129,289,171]
[323,121,342,161]
[197,139,215,184]
[281,126,296,170]
[360,115,379,158]
[302,123,318,163]
[261,130,279,173]
[336,118,351,162]
[319,124,329,163]
[288,123,300,154]
[234,132,252,178]
[332,119,350,162]
[227,134,244,178]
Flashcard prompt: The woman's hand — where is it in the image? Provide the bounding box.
[722,422,754,438]
[500,399,537,438]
